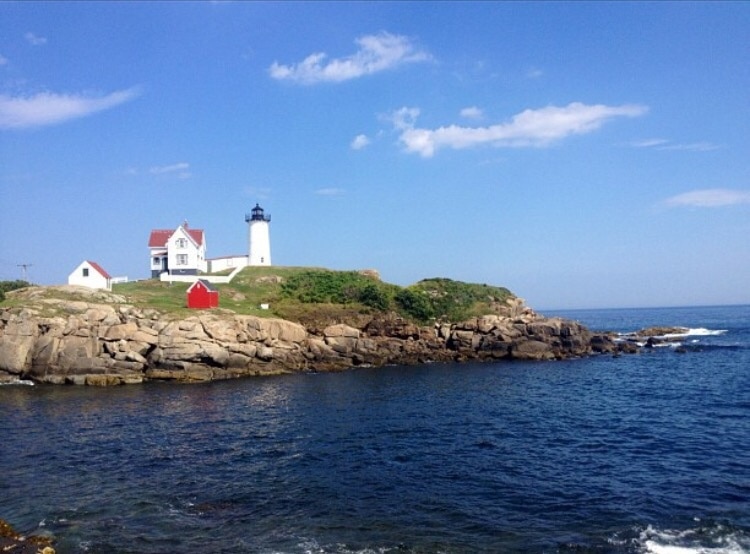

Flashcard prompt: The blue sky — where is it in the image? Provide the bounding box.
[1,2,748,310]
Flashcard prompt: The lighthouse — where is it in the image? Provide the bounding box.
[245,203,271,266]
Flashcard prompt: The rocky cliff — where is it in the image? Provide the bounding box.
[0,286,606,386]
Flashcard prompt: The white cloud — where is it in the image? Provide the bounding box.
[390,106,420,130]
[665,188,750,208]
[393,102,648,157]
[269,32,431,84]
[350,134,371,150]
[315,187,346,196]
[630,138,669,148]
[526,67,543,79]
[24,32,47,46]
[659,141,721,152]
[243,186,272,199]
[0,87,141,130]
[631,138,720,151]
[460,106,483,120]
[149,162,191,179]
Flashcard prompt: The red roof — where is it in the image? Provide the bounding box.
[187,278,218,293]
[148,227,204,247]
[86,260,111,279]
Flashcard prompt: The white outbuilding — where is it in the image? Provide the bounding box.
[68,260,112,290]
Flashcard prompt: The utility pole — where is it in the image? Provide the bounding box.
[17,263,33,282]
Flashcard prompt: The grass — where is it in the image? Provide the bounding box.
[3,267,516,326]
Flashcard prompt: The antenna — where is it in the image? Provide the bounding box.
[17,263,33,282]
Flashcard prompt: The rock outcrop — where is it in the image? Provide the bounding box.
[0,294,598,386]
[0,518,54,553]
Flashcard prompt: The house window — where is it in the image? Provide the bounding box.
[152,257,160,266]
[176,254,188,266]
[82,268,89,277]
[176,238,187,248]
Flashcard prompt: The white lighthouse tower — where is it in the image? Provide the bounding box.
[245,203,271,266]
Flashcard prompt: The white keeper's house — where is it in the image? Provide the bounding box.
[148,222,207,278]
[148,205,272,279]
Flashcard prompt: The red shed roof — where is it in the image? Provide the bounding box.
[187,279,218,293]
[86,260,111,279]
[148,227,204,247]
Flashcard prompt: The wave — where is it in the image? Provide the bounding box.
[639,523,750,554]
[663,328,729,338]
[0,378,35,386]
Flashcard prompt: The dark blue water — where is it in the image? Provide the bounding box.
[1,305,749,553]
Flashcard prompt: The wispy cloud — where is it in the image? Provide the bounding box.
[269,32,431,85]
[149,162,191,179]
[665,188,750,208]
[660,141,721,152]
[315,187,346,196]
[0,54,8,66]
[630,138,669,148]
[630,138,721,151]
[392,102,647,158]
[24,32,47,46]
[0,87,141,130]
[526,67,543,79]
[460,106,483,120]
[243,186,272,199]
[350,134,370,150]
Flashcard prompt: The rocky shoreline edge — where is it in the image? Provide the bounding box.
[0,290,657,386]
[0,517,55,554]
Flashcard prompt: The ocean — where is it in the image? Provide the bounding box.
[1,305,749,553]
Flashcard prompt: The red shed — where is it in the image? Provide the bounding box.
[186,279,219,309]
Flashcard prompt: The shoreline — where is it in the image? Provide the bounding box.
[1,299,610,386]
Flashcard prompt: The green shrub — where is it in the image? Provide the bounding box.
[0,280,31,303]
[280,270,392,310]
[409,278,512,322]
[358,283,390,311]
[394,288,434,321]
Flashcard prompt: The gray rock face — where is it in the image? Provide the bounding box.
[0,299,599,386]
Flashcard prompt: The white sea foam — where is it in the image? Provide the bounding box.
[297,538,399,554]
[663,328,728,338]
[662,327,727,339]
[640,524,750,554]
[0,378,34,386]
[618,328,728,340]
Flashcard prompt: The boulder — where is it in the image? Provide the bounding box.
[200,316,240,343]
[0,312,39,373]
[0,335,36,374]
[511,339,555,360]
[590,334,617,353]
[130,329,158,345]
[104,322,139,341]
[85,306,117,323]
[263,318,307,343]
[326,336,357,354]
[323,323,360,339]
[56,336,101,370]
[85,374,123,386]
[256,346,274,361]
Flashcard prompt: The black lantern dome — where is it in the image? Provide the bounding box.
[245,203,271,223]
